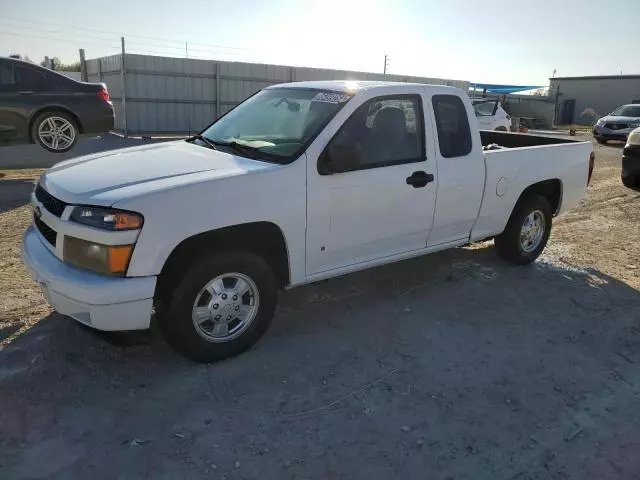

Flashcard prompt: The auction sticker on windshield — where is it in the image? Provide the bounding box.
[312,92,351,104]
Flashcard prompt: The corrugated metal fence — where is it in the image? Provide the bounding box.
[85,54,469,135]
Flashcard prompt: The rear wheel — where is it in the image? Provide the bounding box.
[156,251,278,362]
[31,111,79,153]
[494,194,552,265]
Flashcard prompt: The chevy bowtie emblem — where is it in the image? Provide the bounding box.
[34,206,42,219]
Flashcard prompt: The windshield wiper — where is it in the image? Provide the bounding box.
[215,140,261,159]
[187,134,218,150]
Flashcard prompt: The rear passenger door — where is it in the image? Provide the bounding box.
[0,60,26,142]
[306,87,438,275]
[427,93,485,246]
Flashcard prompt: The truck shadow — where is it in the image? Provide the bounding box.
[2,245,640,477]
[0,179,35,214]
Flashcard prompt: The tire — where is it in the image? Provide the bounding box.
[494,194,552,265]
[495,126,508,132]
[156,251,278,362]
[31,111,79,153]
[596,138,607,145]
[622,172,640,191]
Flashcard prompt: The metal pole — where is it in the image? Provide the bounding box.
[79,49,87,82]
[185,42,188,58]
[215,62,221,119]
[120,37,128,137]
[383,54,389,75]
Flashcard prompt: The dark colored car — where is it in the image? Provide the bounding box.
[0,57,114,153]
[622,127,640,191]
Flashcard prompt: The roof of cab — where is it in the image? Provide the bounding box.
[267,80,459,94]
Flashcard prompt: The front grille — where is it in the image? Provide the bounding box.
[605,123,629,130]
[34,216,57,247]
[35,184,67,217]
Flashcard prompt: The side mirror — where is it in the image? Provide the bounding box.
[318,139,360,175]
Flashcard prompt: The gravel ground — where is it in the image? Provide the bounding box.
[1,140,639,479]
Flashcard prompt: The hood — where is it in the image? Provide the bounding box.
[40,140,278,206]
[600,115,640,124]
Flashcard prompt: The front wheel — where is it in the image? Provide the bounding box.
[156,251,278,362]
[494,194,552,265]
[596,138,607,145]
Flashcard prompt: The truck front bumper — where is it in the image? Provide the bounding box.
[22,226,156,331]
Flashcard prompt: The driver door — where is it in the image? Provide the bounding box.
[305,89,437,275]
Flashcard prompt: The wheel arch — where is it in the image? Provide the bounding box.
[28,106,84,142]
[514,178,562,216]
[156,221,291,300]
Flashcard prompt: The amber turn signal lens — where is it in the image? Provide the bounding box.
[114,212,143,230]
[108,245,134,273]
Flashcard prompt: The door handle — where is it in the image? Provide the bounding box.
[18,91,34,95]
[406,171,434,188]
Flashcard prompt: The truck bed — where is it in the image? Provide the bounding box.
[480,130,578,148]
[471,133,593,242]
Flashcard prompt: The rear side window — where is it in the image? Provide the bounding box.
[432,95,472,158]
[15,65,45,91]
[0,61,15,88]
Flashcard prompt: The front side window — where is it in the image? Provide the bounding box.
[611,105,640,117]
[199,88,352,163]
[432,95,472,158]
[319,95,424,174]
[15,65,45,91]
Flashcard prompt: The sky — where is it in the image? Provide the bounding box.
[1,0,637,87]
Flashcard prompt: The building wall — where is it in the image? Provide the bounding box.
[550,77,640,125]
[84,53,469,134]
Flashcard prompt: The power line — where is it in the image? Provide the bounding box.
[1,22,244,60]
[0,15,251,52]
[0,22,122,46]
[0,29,119,50]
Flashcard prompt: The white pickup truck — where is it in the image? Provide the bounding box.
[23,81,595,362]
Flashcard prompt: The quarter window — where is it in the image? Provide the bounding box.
[15,65,45,91]
[432,95,472,158]
[320,95,424,174]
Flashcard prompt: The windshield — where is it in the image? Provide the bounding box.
[473,101,497,117]
[611,105,640,117]
[199,88,352,162]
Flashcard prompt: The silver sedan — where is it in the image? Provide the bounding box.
[593,104,640,144]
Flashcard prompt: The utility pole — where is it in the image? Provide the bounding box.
[79,49,87,81]
[120,36,128,137]
[185,42,188,58]
[383,54,390,75]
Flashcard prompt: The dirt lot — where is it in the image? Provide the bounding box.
[1,140,639,479]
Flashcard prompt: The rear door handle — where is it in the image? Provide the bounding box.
[406,171,434,188]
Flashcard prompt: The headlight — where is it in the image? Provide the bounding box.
[596,118,606,126]
[627,130,640,146]
[70,206,143,230]
[63,237,134,276]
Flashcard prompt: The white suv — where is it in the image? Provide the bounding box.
[473,99,511,131]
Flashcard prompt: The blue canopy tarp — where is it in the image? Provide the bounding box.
[470,83,542,94]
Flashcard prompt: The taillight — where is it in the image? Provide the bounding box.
[97,88,110,103]
[588,151,595,185]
